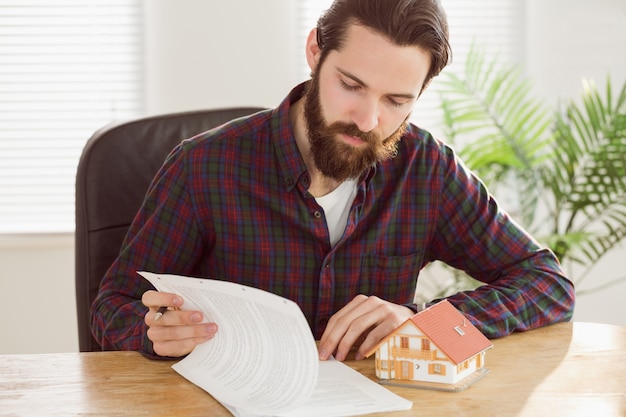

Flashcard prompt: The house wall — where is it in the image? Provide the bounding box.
[375,324,481,385]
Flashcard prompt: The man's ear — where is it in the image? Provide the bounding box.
[305,28,322,73]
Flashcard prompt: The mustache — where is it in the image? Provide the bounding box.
[323,122,381,144]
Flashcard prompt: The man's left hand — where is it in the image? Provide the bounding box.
[318,294,414,361]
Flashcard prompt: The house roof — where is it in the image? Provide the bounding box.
[365,300,492,363]
[409,300,492,364]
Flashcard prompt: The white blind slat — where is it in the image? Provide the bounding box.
[2,1,522,234]
[0,0,144,233]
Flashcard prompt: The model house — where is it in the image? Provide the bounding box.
[365,300,493,388]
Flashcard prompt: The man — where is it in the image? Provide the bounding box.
[92,0,575,361]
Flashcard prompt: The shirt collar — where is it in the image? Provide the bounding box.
[270,82,309,192]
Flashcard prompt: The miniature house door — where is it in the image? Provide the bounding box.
[396,360,414,380]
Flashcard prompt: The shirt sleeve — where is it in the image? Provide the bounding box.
[91,143,205,356]
[429,150,575,338]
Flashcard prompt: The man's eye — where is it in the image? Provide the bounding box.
[388,97,405,108]
[340,80,360,91]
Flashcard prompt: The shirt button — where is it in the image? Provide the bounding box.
[286,178,294,186]
[319,317,328,327]
[313,210,322,218]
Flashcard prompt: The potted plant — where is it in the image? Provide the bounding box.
[421,45,626,298]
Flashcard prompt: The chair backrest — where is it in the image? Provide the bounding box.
[75,107,265,352]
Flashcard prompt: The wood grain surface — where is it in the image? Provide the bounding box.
[1,322,624,417]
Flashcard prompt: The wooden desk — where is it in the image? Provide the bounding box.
[1,322,624,417]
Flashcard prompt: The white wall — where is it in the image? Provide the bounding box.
[526,0,626,103]
[0,234,76,354]
[1,0,624,355]
[143,0,300,115]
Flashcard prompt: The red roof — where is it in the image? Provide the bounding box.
[409,300,492,364]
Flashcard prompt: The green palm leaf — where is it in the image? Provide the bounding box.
[436,45,626,292]
[547,78,626,263]
[438,44,553,226]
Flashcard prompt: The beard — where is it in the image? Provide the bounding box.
[302,73,408,182]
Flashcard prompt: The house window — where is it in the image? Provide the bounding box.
[400,336,409,349]
[429,363,447,376]
[421,339,430,351]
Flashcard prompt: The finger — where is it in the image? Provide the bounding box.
[354,319,399,360]
[145,308,204,327]
[354,304,415,360]
[142,290,185,325]
[330,294,370,320]
[153,337,206,357]
[148,321,217,343]
[141,290,184,310]
[149,322,219,357]
[332,300,388,361]
[318,296,366,359]
[319,295,371,360]
[322,297,413,361]
[153,306,168,322]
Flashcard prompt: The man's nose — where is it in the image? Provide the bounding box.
[352,98,379,133]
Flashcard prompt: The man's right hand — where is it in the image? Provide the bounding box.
[142,290,218,357]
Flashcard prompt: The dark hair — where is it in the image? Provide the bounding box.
[316,0,451,85]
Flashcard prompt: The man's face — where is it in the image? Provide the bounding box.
[303,24,431,181]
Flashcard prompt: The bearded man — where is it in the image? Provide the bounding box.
[92,0,574,360]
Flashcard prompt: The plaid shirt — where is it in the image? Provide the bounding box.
[92,83,574,355]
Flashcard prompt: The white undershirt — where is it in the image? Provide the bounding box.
[314,179,358,247]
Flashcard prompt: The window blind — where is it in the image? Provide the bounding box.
[297,0,525,137]
[0,0,144,233]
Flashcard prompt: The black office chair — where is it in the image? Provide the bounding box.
[75,107,265,352]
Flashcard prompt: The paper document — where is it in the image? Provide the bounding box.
[140,271,412,417]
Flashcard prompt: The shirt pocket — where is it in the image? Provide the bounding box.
[359,252,422,304]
